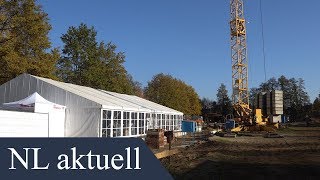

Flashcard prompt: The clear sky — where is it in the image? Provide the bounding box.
[39,0,320,101]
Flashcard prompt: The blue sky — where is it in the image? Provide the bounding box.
[39,0,320,101]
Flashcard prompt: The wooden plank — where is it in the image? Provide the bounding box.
[155,149,180,159]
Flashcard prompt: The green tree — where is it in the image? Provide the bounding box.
[201,98,214,110]
[296,78,310,106]
[252,75,311,121]
[144,73,201,115]
[284,78,310,120]
[314,98,320,109]
[98,42,135,94]
[278,75,292,111]
[127,74,144,97]
[57,23,137,94]
[249,87,260,108]
[0,0,59,84]
[57,23,99,85]
[216,83,232,116]
[313,94,320,117]
[260,77,280,91]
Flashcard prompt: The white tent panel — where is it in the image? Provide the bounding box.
[49,108,65,137]
[65,107,101,137]
[0,110,49,137]
[2,92,66,137]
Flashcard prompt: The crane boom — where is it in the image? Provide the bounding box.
[230,0,251,119]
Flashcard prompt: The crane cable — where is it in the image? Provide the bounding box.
[259,0,267,82]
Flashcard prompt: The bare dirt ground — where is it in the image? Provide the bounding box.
[160,127,320,180]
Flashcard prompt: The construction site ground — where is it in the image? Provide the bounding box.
[160,126,320,180]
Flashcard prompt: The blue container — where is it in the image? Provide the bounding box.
[225,119,235,130]
[181,120,196,132]
[281,115,286,124]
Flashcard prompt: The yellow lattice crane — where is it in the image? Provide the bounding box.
[229,0,252,122]
[227,0,283,133]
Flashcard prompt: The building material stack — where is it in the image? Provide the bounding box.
[255,90,284,123]
[266,92,271,115]
[271,90,284,115]
[266,90,283,123]
[256,92,267,115]
[145,129,165,149]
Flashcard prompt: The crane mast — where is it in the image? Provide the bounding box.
[230,0,251,119]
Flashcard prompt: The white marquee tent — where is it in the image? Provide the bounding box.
[0,74,183,137]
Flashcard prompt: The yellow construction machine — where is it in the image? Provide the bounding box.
[228,0,280,132]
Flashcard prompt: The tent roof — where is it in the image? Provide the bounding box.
[30,75,182,114]
[3,92,65,112]
[100,90,183,114]
[4,92,56,106]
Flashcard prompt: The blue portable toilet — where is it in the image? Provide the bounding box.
[281,115,287,124]
[182,120,196,132]
[225,119,235,130]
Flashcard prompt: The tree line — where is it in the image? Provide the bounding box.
[0,0,202,115]
[203,76,319,122]
[200,83,232,122]
[250,76,311,121]
[1,1,319,119]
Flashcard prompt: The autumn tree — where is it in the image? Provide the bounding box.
[0,0,59,84]
[216,83,232,116]
[127,74,144,97]
[144,73,202,115]
[57,23,137,94]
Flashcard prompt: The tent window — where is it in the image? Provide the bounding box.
[102,110,112,137]
[157,114,161,129]
[123,112,130,136]
[161,114,165,130]
[103,110,112,120]
[131,112,138,135]
[170,115,174,131]
[174,115,178,130]
[113,111,121,137]
[102,120,106,129]
[139,113,145,134]
[175,116,177,130]
[152,114,156,129]
[166,115,170,130]
[146,113,151,130]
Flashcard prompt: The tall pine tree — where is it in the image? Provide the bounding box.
[216,83,232,116]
